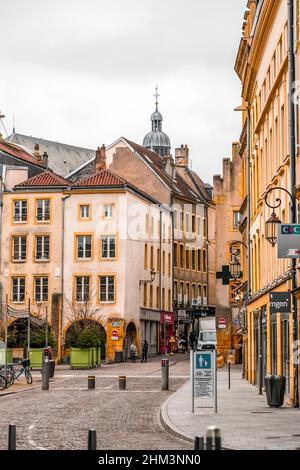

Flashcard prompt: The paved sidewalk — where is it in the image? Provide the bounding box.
[161,365,300,450]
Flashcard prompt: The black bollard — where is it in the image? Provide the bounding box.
[88,429,97,450]
[88,376,96,390]
[206,426,222,450]
[119,375,126,390]
[161,359,169,391]
[228,361,231,390]
[42,359,50,390]
[8,424,16,450]
[194,436,205,450]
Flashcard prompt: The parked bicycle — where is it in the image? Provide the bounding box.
[0,359,32,386]
[0,373,7,391]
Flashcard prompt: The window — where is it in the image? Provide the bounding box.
[174,242,178,268]
[150,246,154,269]
[75,276,90,302]
[34,276,48,302]
[11,277,26,303]
[36,199,50,222]
[180,211,184,231]
[150,285,153,308]
[76,235,92,259]
[143,284,147,307]
[197,217,201,236]
[185,247,190,269]
[13,200,27,223]
[162,250,165,275]
[144,244,148,269]
[168,253,171,276]
[202,250,207,272]
[197,249,201,271]
[203,219,207,238]
[162,288,165,310]
[192,215,196,233]
[101,235,116,259]
[157,248,160,271]
[191,249,196,270]
[168,289,171,311]
[233,211,242,229]
[192,283,196,299]
[79,204,90,220]
[99,275,115,303]
[151,217,154,235]
[198,284,202,300]
[179,244,184,268]
[12,236,27,262]
[35,235,50,261]
[156,286,160,309]
[104,204,113,219]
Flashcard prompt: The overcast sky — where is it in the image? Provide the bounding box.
[0,0,246,183]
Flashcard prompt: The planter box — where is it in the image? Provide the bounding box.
[12,348,24,361]
[96,348,101,367]
[29,349,44,368]
[0,348,13,366]
[70,348,92,369]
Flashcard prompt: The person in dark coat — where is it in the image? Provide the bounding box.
[141,340,149,363]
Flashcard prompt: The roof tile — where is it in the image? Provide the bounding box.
[16,170,71,188]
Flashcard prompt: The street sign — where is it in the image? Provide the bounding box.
[278,224,300,259]
[218,317,226,329]
[191,350,217,413]
[269,292,291,314]
[111,329,119,341]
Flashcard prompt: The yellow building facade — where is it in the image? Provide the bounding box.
[235,0,300,404]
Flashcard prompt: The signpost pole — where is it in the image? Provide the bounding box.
[214,349,217,414]
[191,349,195,413]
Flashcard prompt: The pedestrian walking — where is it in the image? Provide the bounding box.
[130,342,137,363]
[141,340,149,363]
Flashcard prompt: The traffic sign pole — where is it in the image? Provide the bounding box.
[214,349,217,413]
[191,350,195,413]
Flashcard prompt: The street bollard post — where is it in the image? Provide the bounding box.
[88,376,96,390]
[88,429,97,450]
[42,356,50,390]
[161,358,169,391]
[206,426,222,450]
[228,360,231,390]
[8,424,16,450]
[119,375,126,390]
[194,436,205,450]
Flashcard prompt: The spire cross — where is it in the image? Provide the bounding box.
[154,85,160,108]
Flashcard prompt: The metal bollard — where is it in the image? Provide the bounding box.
[88,376,96,390]
[42,359,50,390]
[88,429,97,450]
[228,361,231,390]
[8,424,16,450]
[206,426,222,450]
[119,375,126,390]
[194,436,205,450]
[161,359,169,390]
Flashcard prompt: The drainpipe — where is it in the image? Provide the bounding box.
[60,193,71,361]
[287,0,298,407]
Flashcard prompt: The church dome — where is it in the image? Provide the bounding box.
[142,87,171,157]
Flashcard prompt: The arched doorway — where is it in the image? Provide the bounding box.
[65,320,107,360]
[125,322,137,359]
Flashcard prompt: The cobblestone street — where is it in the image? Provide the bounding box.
[0,356,192,450]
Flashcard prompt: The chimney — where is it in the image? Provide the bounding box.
[33,143,42,161]
[96,144,106,172]
[42,152,49,167]
[175,144,189,167]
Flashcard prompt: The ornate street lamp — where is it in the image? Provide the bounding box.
[264,187,297,246]
[229,241,248,280]
[139,269,156,286]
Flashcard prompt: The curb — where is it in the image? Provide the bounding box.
[160,385,194,444]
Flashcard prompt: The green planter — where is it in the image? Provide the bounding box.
[0,348,13,366]
[70,348,92,369]
[29,349,43,368]
[96,347,101,367]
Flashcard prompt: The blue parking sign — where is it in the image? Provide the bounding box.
[195,352,212,370]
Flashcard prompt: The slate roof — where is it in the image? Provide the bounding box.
[7,133,95,177]
[0,140,46,168]
[15,170,71,188]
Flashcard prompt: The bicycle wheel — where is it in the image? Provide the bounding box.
[3,369,14,386]
[25,370,32,384]
[0,374,7,391]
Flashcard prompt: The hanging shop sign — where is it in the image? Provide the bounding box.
[269,292,291,315]
[278,224,300,259]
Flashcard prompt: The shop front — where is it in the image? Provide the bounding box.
[140,308,160,356]
[160,311,174,354]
